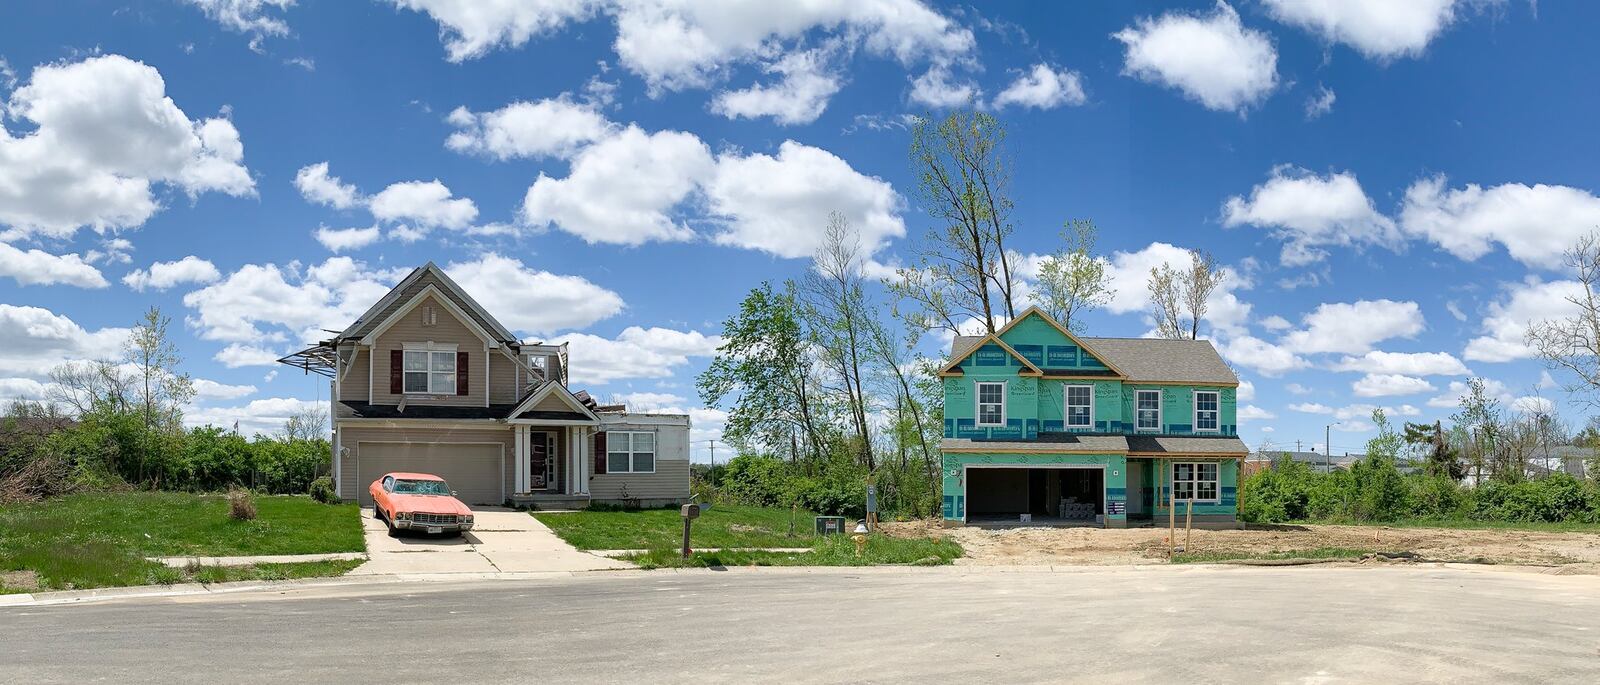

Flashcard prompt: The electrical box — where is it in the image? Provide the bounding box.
[814,516,846,535]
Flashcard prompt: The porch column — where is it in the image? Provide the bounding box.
[578,426,590,495]
[513,425,528,494]
[568,426,579,495]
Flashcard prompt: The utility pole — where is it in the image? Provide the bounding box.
[709,439,716,469]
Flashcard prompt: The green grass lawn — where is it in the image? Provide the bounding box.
[624,534,963,569]
[0,492,365,592]
[534,504,822,550]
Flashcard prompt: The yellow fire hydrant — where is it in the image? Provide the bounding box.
[852,521,870,558]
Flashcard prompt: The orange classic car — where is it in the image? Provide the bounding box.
[370,472,475,537]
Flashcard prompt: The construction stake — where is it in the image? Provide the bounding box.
[1184,498,1194,551]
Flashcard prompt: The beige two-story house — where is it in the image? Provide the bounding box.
[279,263,691,509]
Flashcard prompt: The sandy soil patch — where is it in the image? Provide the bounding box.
[880,520,1600,567]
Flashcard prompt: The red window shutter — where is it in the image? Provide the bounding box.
[389,350,403,394]
[593,432,607,474]
[456,352,469,396]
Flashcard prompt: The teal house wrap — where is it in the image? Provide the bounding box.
[938,307,1248,529]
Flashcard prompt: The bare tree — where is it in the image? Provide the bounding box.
[125,306,195,432]
[47,360,133,417]
[1147,249,1225,340]
[889,110,1018,335]
[1527,232,1600,406]
[801,213,876,470]
[1030,219,1114,332]
[281,404,329,442]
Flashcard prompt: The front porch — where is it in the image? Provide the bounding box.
[508,423,597,508]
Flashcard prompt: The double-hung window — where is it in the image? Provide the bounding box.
[975,382,1006,427]
[1172,462,1219,502]
[403,348,456,394]
[1194,390,1220,432]
[606,431,656,473]
[1136,390,1161,431]
[1065,385,1093,429]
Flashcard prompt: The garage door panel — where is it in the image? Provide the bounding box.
[356,442,504,506]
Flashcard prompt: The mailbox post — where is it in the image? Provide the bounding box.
[680,503,701,559]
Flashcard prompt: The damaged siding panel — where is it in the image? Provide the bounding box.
[371,294,486,407]
[339,347,369,402]
[489,352,519,404]
[336,424,514,499]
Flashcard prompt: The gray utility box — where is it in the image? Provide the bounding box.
[815,516,847,535]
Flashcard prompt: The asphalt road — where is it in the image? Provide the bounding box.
[4,565,1599,683]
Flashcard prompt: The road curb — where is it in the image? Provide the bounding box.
[148,552,369,568]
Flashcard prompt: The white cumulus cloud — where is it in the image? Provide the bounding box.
[1261,0,1465,61]
[1223,166,1398,266]
[1283,299,1425,355]
[0,243,108,288]
[554,325,721,385]
[1113,1,1277,114]
[445,96,613,160]
[1399,174,1600,270]
[0,55,254,240]
[992,63,1087,110]
[294,161,363,210]
[123,256,221,292]
[445,253,624,336]
[1352,373,1435,397]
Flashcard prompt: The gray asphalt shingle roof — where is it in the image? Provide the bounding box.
[1125,435,1250,455]
[948,334,1236,384]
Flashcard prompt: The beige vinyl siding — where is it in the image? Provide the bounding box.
[338,347,369,402]
[370,293,487,407]
[489,351,520,404]
[590,460,690,500]
[337,424,514,499]
[591,414,691,501]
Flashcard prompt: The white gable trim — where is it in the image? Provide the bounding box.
[360,284,501,349]
[507,381,600,424]
[341,263,519,343]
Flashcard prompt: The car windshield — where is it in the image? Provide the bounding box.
[392,479,450,495]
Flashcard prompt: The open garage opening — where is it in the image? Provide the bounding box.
[966,467,1106,527]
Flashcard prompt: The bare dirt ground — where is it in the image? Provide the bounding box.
[881,519,1600,569]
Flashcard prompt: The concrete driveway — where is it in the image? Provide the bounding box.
[351,507,630,575]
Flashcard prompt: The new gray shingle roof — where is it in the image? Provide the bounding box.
[942,436,1129,452]
[948,334,1236,384]
[1125,435,1250,455]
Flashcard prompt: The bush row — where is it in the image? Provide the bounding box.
[1,411,329,501]
[1241,454,1600,525]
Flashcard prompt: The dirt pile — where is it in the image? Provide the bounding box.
[880,521,1600,567]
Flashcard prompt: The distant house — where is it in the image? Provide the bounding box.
[1534,445,1592,479]
[937,307,1248,529]
[278,263,691,509]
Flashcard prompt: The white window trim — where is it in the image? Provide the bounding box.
[1193,390,1220,433]
[1064,384,1095,430]
[1171,461,1220,504]
[974,381,1007,428]
[1136,389,1162,432]
[402,342,460,395]
[606,431,657,474]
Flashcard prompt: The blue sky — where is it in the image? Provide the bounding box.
[1,0,1596,460]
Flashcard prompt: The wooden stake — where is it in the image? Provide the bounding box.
[1185,498,1194,551]
[1167,481,1176,559]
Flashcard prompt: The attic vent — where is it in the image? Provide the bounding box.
[421,306,437,327]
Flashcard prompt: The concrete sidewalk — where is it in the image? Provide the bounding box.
[590,547,813,558]
[353,507,631,575]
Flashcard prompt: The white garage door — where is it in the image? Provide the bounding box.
[356,442,504,506]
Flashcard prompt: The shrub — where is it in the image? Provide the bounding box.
[226,487,257,521]
[308,476,338,504]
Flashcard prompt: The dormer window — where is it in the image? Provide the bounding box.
[527,354,549,380]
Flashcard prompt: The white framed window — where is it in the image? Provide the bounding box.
[527,354,549,379]
[1194,390,1220,432]
[403,345,457,394]
[1065,385,1094,429]
[1136,389,1161,431]
[1172,462,1219,502]
[606,431,656,473]
[975,382,1006,427]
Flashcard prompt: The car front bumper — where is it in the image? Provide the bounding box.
[394,519,474,532]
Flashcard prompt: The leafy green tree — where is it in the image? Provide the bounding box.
[890,110,1018,335]
[698,282,825,463]
[1030,219,1114,331]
